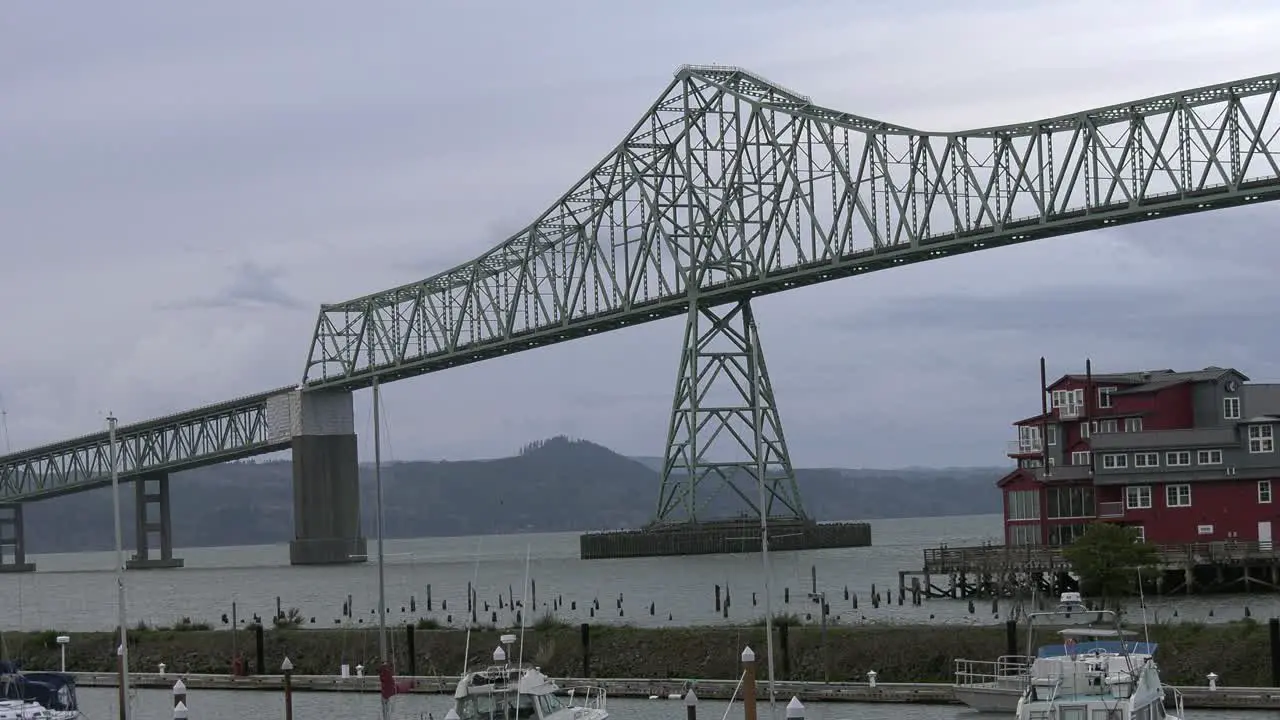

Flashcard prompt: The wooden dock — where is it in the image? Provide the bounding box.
[67,672,1280,709]
[899,541,1280,599]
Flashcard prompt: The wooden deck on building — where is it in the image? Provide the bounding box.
[899,541,1280,598]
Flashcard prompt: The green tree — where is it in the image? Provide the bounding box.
[1062,523,1160,603]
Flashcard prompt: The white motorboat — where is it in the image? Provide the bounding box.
[953,592,1182,718]
[1016,623,1182,720]
[0,666,81,719]
[448,635,607,720]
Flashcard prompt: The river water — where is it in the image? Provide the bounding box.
[74,687,1274,720]
[1,514,1271,633]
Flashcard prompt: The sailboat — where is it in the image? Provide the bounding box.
[369,378,416,720]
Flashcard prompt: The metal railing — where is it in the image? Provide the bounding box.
[564,684,608,711]
[1007,440,1043,454]
[954,656,1034,688]
[1098,501,1125,518]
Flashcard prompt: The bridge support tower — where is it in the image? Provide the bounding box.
[580,298,872,558]
[0,503,35,572]
[288,390,367,566]
[127,472,184,569]
[655,299,806,525]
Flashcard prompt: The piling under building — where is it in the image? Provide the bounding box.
[579,518,872,559]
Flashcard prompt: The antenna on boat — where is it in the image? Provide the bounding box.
[517,544,531,668]
[460,537,484,676]
[1136,567,1151,648]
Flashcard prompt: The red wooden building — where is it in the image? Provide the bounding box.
[998,365,1280,547]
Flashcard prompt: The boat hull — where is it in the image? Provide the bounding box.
[952,682,1023,713]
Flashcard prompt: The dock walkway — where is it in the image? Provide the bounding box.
[899,541,1280,598]
[69,672,1280,709]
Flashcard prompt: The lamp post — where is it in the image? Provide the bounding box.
[56,636,69,672]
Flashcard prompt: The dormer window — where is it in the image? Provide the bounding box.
[1249,425,1275,454]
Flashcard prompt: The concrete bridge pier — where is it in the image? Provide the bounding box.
[285,389,367,565]
[0,503,36,572]
[127,471,184,569]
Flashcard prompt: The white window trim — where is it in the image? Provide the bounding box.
[1133,525,1146,543]
[1249,424,1275,454]
[1071,450,1092,466]
[1134,452,1159,468]
[1124,417,1143,433]
[1165,450,1192,467]
[1125,485,1152,510]
[1099,419,1118,434]
[1197,449,1223,465]
[1101,453,1128,469]
[1165,483,1192,508]
[1079,422,1092,439]
[1259,480,1273,504]
[1224,396,1241,420]
[1098,386,1117,408]
[1047,425,1058,445]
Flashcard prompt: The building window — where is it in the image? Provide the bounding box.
[1046,486,1096,519]
[1125,485,1152,509]
[1260,481,1273,504]
[1048,523,1090,546]
[1166,484,1192,508]
[1165,451,1192,467]
[1017,425,1043,453]
[1197,449,1223,465]
[1071,450,1092,466]
[1007,523,1041,546]
[1134,452,1159,468]
[1249,425,1275,454]
[1020,458,1044,469]
[1052,389,1085,407]
[1132,525,1146,543]
[1097,419,1118,434]
[1098,386,1117,408]
[1124,417,1143,433]
[1047,425,1058,446]
[1101,454,1128,469]
[1224,396,1241,420]
[1007,490,1040,520]
[1079,422,1092,439]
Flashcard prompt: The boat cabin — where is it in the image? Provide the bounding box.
[454,665,571,720]
[0,665,79,717]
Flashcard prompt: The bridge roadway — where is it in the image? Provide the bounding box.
[1,65,1278,571]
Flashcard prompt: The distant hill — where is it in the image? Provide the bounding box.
[22,436,1008,553]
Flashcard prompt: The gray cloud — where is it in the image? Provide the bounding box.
[2,0,1279,470]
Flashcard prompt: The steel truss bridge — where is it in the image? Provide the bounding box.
[3,66,1279,525]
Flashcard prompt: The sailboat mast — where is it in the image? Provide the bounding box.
[373,378,388,660]
[108,414,130,720]
[372,378,390,720]
[749,338,779,718]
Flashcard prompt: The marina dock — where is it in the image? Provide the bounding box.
[899,541,1280,599]
[68,672,1280,709]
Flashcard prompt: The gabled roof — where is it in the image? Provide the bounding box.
[1046,366,1247,394]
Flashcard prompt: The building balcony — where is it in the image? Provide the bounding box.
[1007,440,1043,455]
[1058,403,1085,419]
[1098,501,1125,518]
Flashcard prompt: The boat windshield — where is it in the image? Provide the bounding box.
[459,692,538,720]
[537,693,565,716]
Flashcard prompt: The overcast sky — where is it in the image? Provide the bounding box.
[2,1,1279,469]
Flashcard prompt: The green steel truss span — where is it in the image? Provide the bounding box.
[303,66,1280,390]
[2,66,1280,510]
[0,388,295,501]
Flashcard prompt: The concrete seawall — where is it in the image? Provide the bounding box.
[69,672,1280,709]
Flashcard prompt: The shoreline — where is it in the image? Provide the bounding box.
[3,620,1274,688]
